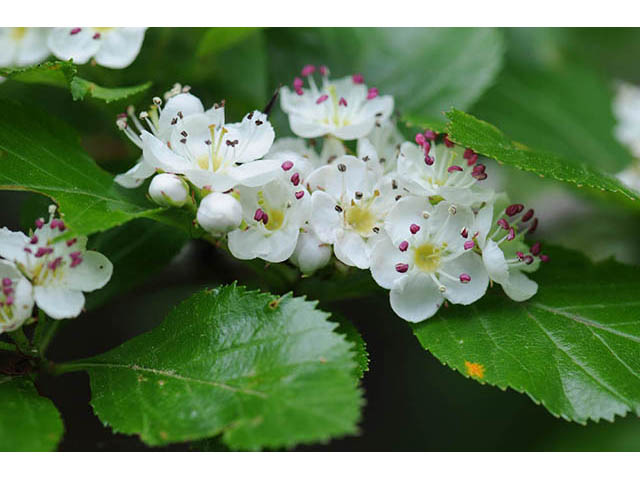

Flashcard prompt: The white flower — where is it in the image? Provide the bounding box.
[616,162,640,193]
[228,173,311,263]
[114,88,204,188]
[280,66,394,140]
[268,135,346,170]
[47,27,146,69]
[357,118,405,177]
[0,28,50,69]
[397,136,493,206]
[0,260,34,333]
[142,107,279,192]
[197,192,243,235]
[370,198,489,323]
[290,228,332,275]
[148,173,190,207]
[613,82,640,158]
[307,155,395,269]
[0,208,113,319]
[473,195,546,302]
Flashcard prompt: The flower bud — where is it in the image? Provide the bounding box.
[197,192,242,234]
[290,229,332,275]
[148,174,189,207]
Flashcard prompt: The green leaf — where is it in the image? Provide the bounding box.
[0,99,170,236]
[445,109,639,202]
[334,315,369,379]
[413,246,640,424]
[472,62,633,173]
[0,60,150,103]
[197,28,261,57]
[75,285,363,449]
[0,376,64,451]
[266,28,504,130]
[69,77,152,103]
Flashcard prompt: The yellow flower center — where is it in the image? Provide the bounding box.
[345,204,375,235]
[93,27,115,34]
[413,243,442,273]
[264,209,285,231]
[11,28,27,41]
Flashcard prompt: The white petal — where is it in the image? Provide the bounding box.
[141,131,189,173]
[229,111,275,163]
[231,160,281,187]
[439,252,489,305]
[227,228,265,260]
[481,239,509,284]
[0,228,29,264]
[309,191,341,244]
[320,136,347,163]
[114,156,155,188]
[334,230,369,269]
[290,229,332,275]
[369,233,406,289]
[184,169,235,191]
[157,93,205,141]
[34,285,85,320]
[64,251,113,292]
[288,113,332,139]
[502,270,538,302]
[204,104,225,126]
[14,28,50,66]
[93,28,147,69]
[0,30,19,66]
[306,155,368,200]
[48,27,100,64]
[384,196,431,245]
[390,272,443,323]
[333,120,377,141]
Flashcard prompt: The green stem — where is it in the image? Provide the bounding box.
[8,328,32,355]
[36,313,61,359]
[50,361,90,376]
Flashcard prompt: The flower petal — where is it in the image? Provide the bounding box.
[227,111,275,163]
[481,239,509,284]
[334,230,369,269]
[141,131,190,173]
[48,27,100,64]
[309,191,341,244]
[231,160,281,187]
[390,271,443,323]
[0,227,29,264]
[34,285,85,320]
[369,233,407,289]
[93,27,147,69]
[502,270,538,302]
[114,156,155,188]
[440,252,489,305]
[64,251,113,292]
[157,92,205,141]
[384,196,431,245]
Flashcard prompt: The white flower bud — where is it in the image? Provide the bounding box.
[148,174,189,207]
[197,192,242,234]
[290,229,332,275]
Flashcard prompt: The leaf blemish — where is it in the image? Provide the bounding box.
[464,361,484,379]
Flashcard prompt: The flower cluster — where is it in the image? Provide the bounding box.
[114,66,547,323]
[0,206,113,333]
[0,27,147,73]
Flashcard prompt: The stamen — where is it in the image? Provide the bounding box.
[464,240,475,250]
[301,65,316,77]
[290,172,300,186]
[30,235,38,244]
[448,166,463,173]
[415,133,426,146]
[352,73,364,84]
[319,65,328,76]
[335,205,343,213]
[424,154,434,166]
[523,255,534,265]
[93,33,101,40]
[35,247,53,258]
[443,135,454,148]
[70,28,82,35]
[339,97,347,107]
[528,218,539,234]
[281,160,294,171]
[337,163,347,172]
[395,263,409,273]
[459,273,471,283]
[424,130,437,141]
[295,191,305,200]
[254,208,265,222]
[539,254,549,262]
[2,278,12,287]
[367,87,379,100]
[506,204,524,216]
[35,218,44,229]
[530,242,541,255]
[506,227,515,241]
[460,228,468,238]
[410,224,420,234]
[497,218,510,230]
[463,148,474,160]
[522,209,534,222]
[399,241,409,252]
[316,94,329,104]
[66,238,77,247]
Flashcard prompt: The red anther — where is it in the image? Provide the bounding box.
[399,241,409,252]
[460,228,468,238]
[339,97,347,107]
[528,218,539,234]
[35,218,44,229]
[530,242,541,255]
[506,227,515,241]
[295,191,305,200]
[459,273,471,283]
[301,65,316,76]
[539,254,549,262]
[443,134,454,148]
[448,166,463,173]
[30,235,38,244]
[367,87,379,99]
[291,172,300,186]
[92,32,101,40]
[70,28,82,35]
[293,77,304,89]
[523,255,534,265]
[464,240,475,250]
[424,130,437,140]
[505,204,524,216]
[316,95,329,104]
[463,148,474,160]
[497,218,510,230]
[319,65,328,75]
[522,209,534,222]
[281,160,294,171]
[409,224,420,234]
[254,209,265,222]
[352,73,364,84]
[395,263,409,273]
[415,133,426,146]
[66,238,77,247]
[424,154,434,166]
[467,153,478,166]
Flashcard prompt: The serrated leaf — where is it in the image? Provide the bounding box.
[74,285,362,449]
[413,246,640,424]
[445,109,639,202]
[0,99,180,236]
[197,27,261,57]
[472,62,633,173]
[0,376,64,451]
[0,60,150,103]
[266,28,504,129]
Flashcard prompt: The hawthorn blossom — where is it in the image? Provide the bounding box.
[115,88,211,188]
[307,155,395,269]
[357,118,405,177]
[228,173,311,263]
[397,136,492,206]
[197,192,243,235]
[268,135,346,170]
[0,28,50,70]
[0,260,34,333]
[370,198,488,322]
[48,27,147,69]
[148,173,190,207]
[472,196,546,302]
[280,66,393,140]
[0,207,113,319]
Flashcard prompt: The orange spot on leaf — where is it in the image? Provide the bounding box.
[465,361,485,379]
